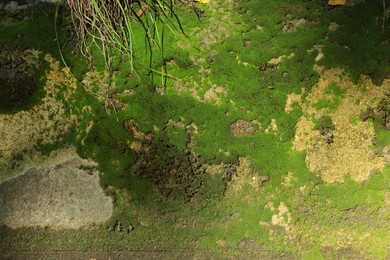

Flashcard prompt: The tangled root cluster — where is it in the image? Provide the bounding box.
[66,0,180,68]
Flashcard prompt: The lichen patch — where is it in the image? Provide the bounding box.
[224,157,267,196]
[261,202,300,243]
[265,119,278,134]
[285,88,305,112]
[0,54,78,182]
[203,85,227,104]
[293,65,388,183]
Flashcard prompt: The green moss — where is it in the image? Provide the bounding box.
[350,117,361,126]
[314,115,335,135]
[301,247,326,260]
[1,0,389,257]
[319,1,389,84]
[311,97,341,113]
[0,6,57,53]
[308,174,387,212]
[325,82,345,97]
[278,107,303,141]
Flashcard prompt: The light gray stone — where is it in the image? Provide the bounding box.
[0,152,113,229]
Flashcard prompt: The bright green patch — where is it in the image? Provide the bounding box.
[325,82,346,97]
[311,97,341,113]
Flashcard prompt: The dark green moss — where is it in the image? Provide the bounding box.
[0,5,58,52]
[320,1,390,84]
[0,47,47,113]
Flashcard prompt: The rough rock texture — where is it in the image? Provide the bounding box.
[0,146,113,229]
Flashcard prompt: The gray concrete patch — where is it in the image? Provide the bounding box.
[0,149,113,229]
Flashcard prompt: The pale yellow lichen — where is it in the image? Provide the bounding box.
[293,65,388,183]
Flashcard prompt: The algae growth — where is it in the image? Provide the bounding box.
[0,0,389,258]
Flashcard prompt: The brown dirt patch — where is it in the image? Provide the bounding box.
[230,119,256,137]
